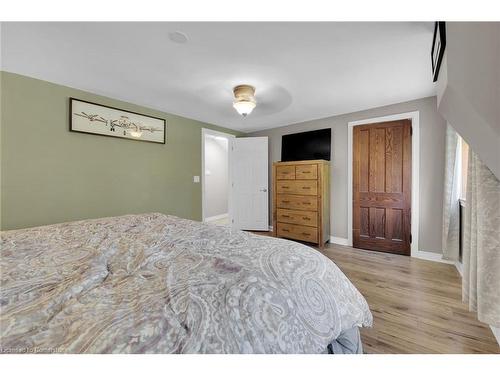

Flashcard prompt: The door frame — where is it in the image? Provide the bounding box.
[201,128,235,223]
[347,111,421,258]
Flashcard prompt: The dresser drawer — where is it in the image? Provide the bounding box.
[276,180,317,195]
[276,194,318,211]
[277,208,317,227]
[295,164,317,179]
[276,165,295,180]
[277,223,318,243]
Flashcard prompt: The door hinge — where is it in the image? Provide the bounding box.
[410,234,412,244]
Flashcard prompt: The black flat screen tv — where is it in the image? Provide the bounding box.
[281,128,331,161]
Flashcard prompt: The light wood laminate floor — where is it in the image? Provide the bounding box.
[250,231,500,354]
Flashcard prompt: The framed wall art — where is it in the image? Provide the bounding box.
[431,21,446,83]
[70,98,166,144]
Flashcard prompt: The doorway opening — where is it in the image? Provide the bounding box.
[201,129,234,225]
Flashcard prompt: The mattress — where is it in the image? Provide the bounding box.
[0,213,372,353]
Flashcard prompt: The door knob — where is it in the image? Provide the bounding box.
[260,188,268,192]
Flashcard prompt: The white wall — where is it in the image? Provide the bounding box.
[437,22,500,179]
[204,135,229,218]
[248,96,447,254]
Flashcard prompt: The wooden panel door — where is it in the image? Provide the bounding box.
[353,120,412,255]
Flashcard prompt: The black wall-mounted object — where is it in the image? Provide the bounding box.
[431,21,446,82]
[281,128,331,162]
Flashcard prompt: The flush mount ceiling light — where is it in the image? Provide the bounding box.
[232,85,256,117]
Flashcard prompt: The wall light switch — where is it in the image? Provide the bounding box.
[193,176,200,183]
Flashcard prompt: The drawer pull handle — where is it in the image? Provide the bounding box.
[302,187,311,190]
[301,232,310,236]
[303,202,311,205]
[302,217,310,220]
[282,186,290,189]
[282,229,290,232]
[282,215,290,218]
[302,171,311,174]
[282,200,290,203]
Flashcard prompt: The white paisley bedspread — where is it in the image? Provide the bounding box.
[0,213,372,353]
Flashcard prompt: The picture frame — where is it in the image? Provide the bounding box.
[431,21,446,83]
[70,98,166,144]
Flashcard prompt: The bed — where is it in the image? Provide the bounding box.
[0,213,372,353]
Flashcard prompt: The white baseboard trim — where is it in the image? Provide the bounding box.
[329,236,349,246]
[204,213,229,222]
[412,250,455,264]
[455,260,463,277]
[490,326,500,346]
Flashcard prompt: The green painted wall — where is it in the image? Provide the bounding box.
[0,72,241,230]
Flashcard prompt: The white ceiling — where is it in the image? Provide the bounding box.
[1,22,436,132]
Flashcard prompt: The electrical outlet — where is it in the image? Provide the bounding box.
[193,176,200,183]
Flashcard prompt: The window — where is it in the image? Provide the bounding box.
[458,137,469,201]
[457,137,469,262]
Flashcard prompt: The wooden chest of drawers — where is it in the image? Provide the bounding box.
[273,160,330,247]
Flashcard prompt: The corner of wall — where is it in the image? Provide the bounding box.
[438,84,500,180]
[436,52,448,107]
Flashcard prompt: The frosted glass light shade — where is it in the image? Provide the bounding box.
[233,100,256,116]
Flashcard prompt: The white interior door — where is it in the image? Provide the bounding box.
[230,137,269,231]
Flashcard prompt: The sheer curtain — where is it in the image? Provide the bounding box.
[441,124,461,261]
[462,151,500,327]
